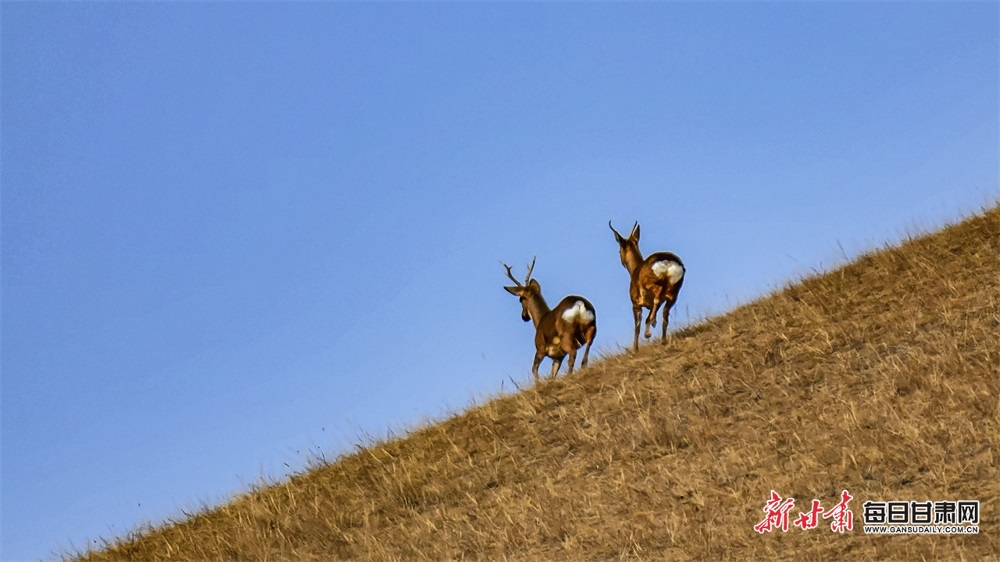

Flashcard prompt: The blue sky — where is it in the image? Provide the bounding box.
[2,2,996,560]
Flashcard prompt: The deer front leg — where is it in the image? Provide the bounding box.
[632,306,642,351]
[531,351,545,383]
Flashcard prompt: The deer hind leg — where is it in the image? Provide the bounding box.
[562,329,584,375]
[580,324,596,368]
[565,343,577,375]
[645,297,662,339]
[632,306,642,351]
[661,301,672,345]
[549,355,564,380]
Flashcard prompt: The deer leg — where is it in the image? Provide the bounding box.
[565,349,577,375]
[644,297,661,339]
[563,336,578,375]
[632,306,642,351]
[661,302,671,345]
[549,356,563,380]
[580,325,596,368]
[531,351,545,383]
[648,296,667,337]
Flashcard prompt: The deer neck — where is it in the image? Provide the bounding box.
[524,294,551,328]
[624,248,644,276]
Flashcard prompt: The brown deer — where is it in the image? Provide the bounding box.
[609,221,685,351]
[502,257,597,382]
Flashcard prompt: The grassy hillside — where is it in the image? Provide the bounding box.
[79,207,998,561]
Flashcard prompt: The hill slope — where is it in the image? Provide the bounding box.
[81,208,998,561]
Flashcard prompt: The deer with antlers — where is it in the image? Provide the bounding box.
[609,221,685,351]
[502,257,597,383]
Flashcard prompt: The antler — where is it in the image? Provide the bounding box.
[523,255,536,285]
[629,221,639,238]
[500,255,537,286]
[500,260,522,287]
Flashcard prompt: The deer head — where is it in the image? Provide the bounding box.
[609,221,643,273]
[501,256,542,323]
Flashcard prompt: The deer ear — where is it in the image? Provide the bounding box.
[609,221,626,244]
[631,222,640,241]
[504,285,521,296]
[528,279,541,291]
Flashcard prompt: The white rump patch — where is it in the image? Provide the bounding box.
[651,260,685,284]
[562,300,595,324]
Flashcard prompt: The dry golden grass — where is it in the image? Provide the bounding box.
[77,207,998,561]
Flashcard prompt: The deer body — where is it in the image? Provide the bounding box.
[610,222,685,351]
[503,259,597,382]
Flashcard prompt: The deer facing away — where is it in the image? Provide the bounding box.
[609,221,685,351]
[502,257,597,382]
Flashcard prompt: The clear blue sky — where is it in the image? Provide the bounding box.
[2,2,996,560]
